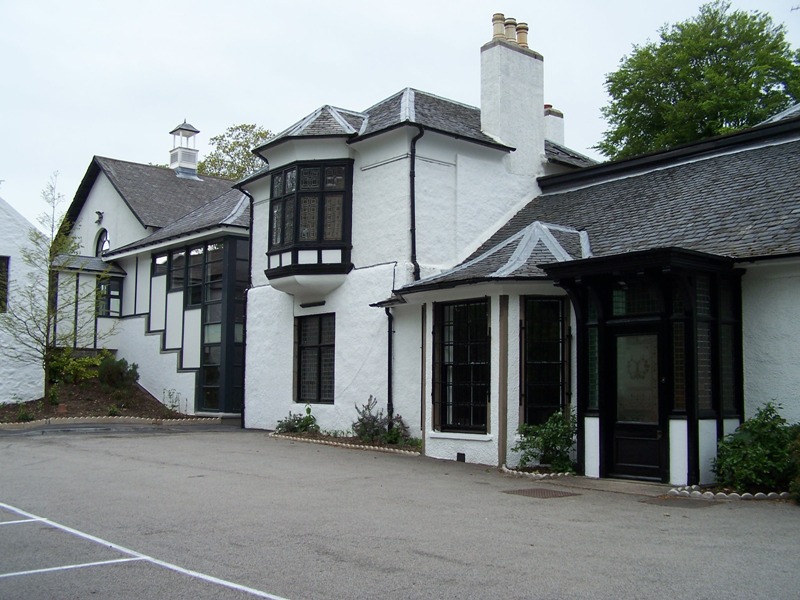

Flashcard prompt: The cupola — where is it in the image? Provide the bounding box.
[169,120,200,179]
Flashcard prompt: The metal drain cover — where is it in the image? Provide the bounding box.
[503,487,579,499]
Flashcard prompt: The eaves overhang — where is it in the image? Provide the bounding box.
[397,274,549,296]
[103,224,249,260]
[348,121,515,152]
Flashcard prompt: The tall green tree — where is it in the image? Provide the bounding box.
[596,1,800,160]
[197,123,273,180]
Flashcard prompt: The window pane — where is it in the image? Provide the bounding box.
[205,323,221,344]
[300,168,320,190]
[324,195,343,241]
[301,317,319,345]
[271,202,283,247]
[272,172,283,198]
[152,253,168,276]
[285,197,295,244]
[320,347,335,401]
[324,166,345,190]
[285,168,296,193]
[300,348,318,401]
[204,303,222,323]
[299,196,318,241]
[203,345,221,365]
[170,250,185,290]
[320,314,335,344]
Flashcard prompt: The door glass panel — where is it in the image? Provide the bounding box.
[616,334,658,423]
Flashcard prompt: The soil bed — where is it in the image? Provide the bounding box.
[0,380,184,423]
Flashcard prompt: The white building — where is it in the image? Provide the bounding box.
[0,196,45,404]
[240,13,800,486]
[61,123,249,416]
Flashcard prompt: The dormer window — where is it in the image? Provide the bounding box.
[265,160,353,283]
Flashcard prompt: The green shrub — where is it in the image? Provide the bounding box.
[107,404,121,417]
[98,355,139,389]
[713,402,797,492]
[512,410,577,472]
[49,349,108,384]
[351,396,413,445]
[48,385,60,406]
[352,396,385,443]
[790,430,800,504]
[275,404,320,434]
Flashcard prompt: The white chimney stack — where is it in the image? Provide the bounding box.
[544,104,565,146]
[481,14,545,176]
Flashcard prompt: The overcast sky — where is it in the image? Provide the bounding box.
[2,0,799,226]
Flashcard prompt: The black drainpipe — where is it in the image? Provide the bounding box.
[385,307,394,428]
[409,125,425,281]
[238,186,256,430]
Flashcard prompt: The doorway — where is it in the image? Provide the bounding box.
[608,331,665,480]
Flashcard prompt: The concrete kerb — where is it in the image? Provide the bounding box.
[0,415,224,431]
[268,432,422,456]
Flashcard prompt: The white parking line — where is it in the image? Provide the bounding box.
[0,502,290,600]
[0,557,145,579]
[0,519,38,526]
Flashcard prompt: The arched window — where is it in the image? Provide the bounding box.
[95,229,110,257]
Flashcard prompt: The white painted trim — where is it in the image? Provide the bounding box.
[428,432,494,442]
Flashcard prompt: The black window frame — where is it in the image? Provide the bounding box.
[268,160,353,253]
[151,252,169,277]
[295,313,336,404]
[97,276,123,317]
[0,255,8,313]
[432,299,490,433]
[521,296,570,426]
[95,229,110,257]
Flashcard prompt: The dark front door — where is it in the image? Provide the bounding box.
[608,332,665,480]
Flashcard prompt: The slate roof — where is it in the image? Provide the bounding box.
[545,140,596,168]
[67,157,234,230]
[106,188,249,256]
[761,103,800,124]
[399,123,800,293]
[403,222,591,290]
[53,255,126,275]
[257,88,590,161]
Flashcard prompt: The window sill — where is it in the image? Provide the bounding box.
[428,431,494,442]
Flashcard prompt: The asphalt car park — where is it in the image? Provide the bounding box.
[1,426,798,599]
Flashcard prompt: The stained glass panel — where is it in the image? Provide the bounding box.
[324,166,345,190]
[299,196,318,241]
[300,168,320,190]
[285,168,297,193]
[272,173,283,198]
[324,195,343,241]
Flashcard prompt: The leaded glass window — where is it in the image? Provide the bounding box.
[299,196,318,241]
[522,297,569,425]
[433,299,489,433]
[324,195,343,241]
[267,161,351,252]
[296,313,335,404]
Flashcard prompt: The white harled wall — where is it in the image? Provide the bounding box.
[0,197,44,404]
[72,173,149,256]
[741,259,800,424]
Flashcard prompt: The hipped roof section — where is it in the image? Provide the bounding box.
[253,88,594,168]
